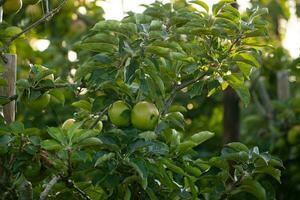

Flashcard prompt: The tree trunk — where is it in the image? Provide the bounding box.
[223,87,240,143]
[223,1,240,144]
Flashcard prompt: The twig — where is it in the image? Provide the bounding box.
[227,33,244,54]
[39,176,61,200]
[0,0,68,55]
[89,106,109,129]
[32,83,78,91]
[63,178,92,200]
[161,73,206,116]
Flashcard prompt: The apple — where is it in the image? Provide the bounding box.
[25,4,43,21]
[62,118,76,129]
[108,100,131,127]
[26,93,51,111]
[3,0,22,15]
[287,125,300,144]
[131,101,159,130]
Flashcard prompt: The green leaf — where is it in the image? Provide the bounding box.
[254,166,281,183]
[83,33,119,45]
[78,137,103,147]
[41,139,61,151]
[189,81,205,98]
[127,158,148,189]
[9,121,24,134]
[146,188,159,200]
[72,100,91,112]
[160,159,186,175]
[47,127,67,144]
[190,0,209,13]
[237,177,266,200]
[224,73,250,105]
[49,89,65,105]
[94,152,115,167]
[189,131,215,145]
[177,140,197,154]
[76,43,117,53]
[139,131,157,141]
[225,142,249,153]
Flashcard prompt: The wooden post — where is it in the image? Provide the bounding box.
[277,70,290,101]
[0,54,17,123]
[0,6,3,23]
[223,87,240,144]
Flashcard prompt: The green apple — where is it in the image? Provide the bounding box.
[131,101,159,130]
[27,93,51,111]
[3,0,22,15]
[25,4,43,21]
[287,125,300,144]
[108,100,131,127]
[62,118,76,129]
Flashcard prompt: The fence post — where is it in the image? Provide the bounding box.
[277,70,290,101]
[0,54,17,123]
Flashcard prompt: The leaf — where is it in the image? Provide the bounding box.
[49,89,65,105]
[78,137,103,147]
[76,43,117,53]
[189,81,205,98]
[94,152,115,167]
[146,188,159,200]
[254,166,281,183]
[224,73,250,105]
[160,159,186,175]
[189,131,215,145]
[139,131,157,141]
[234,53,260,68]
[9,121,24,134]
[83,33,119,45]
[41,139,61,151]
[237,177,266,200]
[177,140,197,154]
[190,0,209,12]
[72,100,91,112]
[47,127,67,144]
[127,158,148,189]
[225,142,249,153]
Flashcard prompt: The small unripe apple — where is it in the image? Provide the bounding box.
[108,100,131,127]
[131,101,159,131]
[3,0,22,15]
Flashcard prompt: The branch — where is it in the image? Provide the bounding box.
[89,106,109,129]
[39,176,61,200]
[32,83,78,91]
[227,33,244,54]
[161,73,206,116]
[63,178,92,200]
[0,0,68,56]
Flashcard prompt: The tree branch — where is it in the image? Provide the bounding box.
[39,176,61,200]
[89,106,109,129]
[0,0,68,57]
[161,73,206,116]
[63,178,92,200]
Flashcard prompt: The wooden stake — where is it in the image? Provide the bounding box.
[0,54,17,123]
[0,6,3,23]
[277,70,290,101]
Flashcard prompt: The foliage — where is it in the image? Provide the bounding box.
[0,0,285,199]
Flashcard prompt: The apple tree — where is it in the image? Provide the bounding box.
[0,0,283,199]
